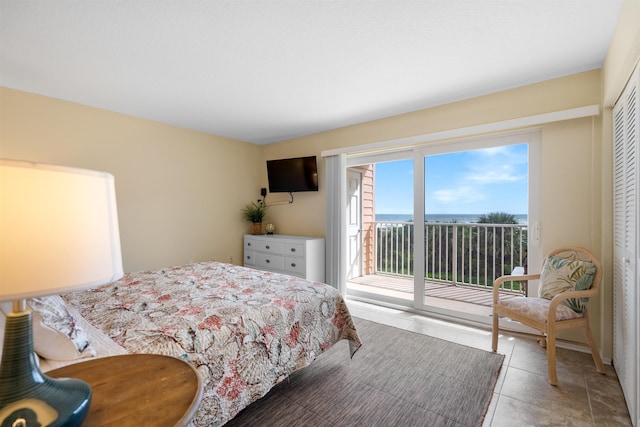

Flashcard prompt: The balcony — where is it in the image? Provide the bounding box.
[347,221,528,315]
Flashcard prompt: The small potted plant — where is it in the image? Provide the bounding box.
[242,201,267,235]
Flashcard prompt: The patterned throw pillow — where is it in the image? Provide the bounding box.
[538,255,596,313]
[28,295,95,360]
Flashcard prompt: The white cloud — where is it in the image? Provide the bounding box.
[434,186,486,204]
[466,150,527,183]
[478,146,511,156]
[467,165,524,184]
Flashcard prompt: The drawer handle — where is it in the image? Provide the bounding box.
[246,256,251,260]
[266,245,270,249]
[266,259,270,264]
[290,248,296,252]
[290,263,296,267]
[247,242,252,246]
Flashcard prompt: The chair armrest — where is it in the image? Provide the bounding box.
[492,274,540,302]
[547,288,599,321]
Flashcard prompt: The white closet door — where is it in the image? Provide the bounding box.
[613,64,639,427]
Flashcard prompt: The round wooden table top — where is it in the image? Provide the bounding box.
[47,354,203,427]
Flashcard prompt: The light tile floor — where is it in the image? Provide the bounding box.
[346,299,633,427]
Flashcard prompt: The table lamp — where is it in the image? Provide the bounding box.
[0,159,123,426]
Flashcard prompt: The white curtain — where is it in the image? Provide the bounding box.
[324,154,347,295]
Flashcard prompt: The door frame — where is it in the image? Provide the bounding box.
[346,169,363,279]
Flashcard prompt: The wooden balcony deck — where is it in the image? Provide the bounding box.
[347,273,523,316]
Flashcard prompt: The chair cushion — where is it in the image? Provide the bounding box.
[538,255,596,313]
[497,297,584,322]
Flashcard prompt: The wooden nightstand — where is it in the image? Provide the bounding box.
[47,354,202,427]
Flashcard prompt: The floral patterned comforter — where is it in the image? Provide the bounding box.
[62,261,361,426]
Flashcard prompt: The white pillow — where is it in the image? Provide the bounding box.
[30,310,90,360]
[28,296,95,361]
[0,297,94,361]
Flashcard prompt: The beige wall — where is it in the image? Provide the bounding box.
[0,87,262,272]
[262,70,609,348]
[602,0,640,108]
[262,70,602,236]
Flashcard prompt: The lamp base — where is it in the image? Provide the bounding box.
[0,309,91,427]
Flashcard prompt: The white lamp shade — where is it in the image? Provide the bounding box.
[0,159,123,301]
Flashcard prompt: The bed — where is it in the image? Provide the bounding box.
[36,261,362,426]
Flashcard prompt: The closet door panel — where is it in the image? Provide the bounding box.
[613,65,639,427]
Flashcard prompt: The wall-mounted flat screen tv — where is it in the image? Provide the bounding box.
[266,156,318,193]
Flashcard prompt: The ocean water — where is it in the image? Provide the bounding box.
[376,213,528,224]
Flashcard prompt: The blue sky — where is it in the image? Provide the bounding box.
[374,144,528,215]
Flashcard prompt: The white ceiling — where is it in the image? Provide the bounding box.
[0,0,623,145]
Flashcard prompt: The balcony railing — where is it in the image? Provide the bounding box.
[375,221,528,294]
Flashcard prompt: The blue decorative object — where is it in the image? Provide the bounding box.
[0,308,91,426]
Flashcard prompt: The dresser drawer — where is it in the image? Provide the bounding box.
[251,240,284,254]
[283,243,304,257]
[255,252,284,270]
[245,238,284,254]
[284,257,305,276]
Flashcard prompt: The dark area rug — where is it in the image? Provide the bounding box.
[225,317,504,427]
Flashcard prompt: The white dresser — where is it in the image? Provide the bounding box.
[243,234,325,282]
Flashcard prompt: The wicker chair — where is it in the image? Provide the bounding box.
[491,246,605,385]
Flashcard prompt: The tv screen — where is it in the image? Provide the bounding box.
[267,156,318,193]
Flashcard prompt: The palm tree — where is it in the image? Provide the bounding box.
[477,212,518,224]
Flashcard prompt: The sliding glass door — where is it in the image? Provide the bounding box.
[417,138,532,316]
[344,130,541,323]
